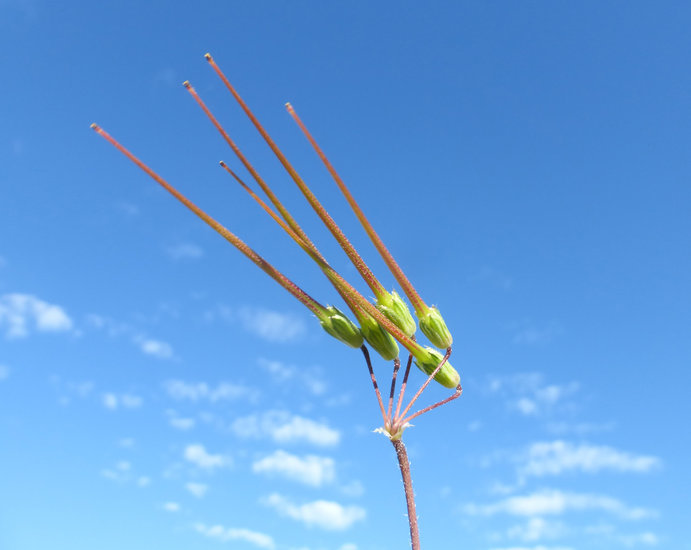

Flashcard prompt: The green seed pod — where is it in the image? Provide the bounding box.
[418,306,453,349]
[359,313,399,361]
[319,305,364,348]
[412,346,460,389]
[376,290,417,338]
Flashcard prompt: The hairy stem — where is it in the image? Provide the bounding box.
[392,438,420,550]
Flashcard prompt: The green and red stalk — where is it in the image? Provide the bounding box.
[285,102,430,315]
[204,54,389,301]
[217,158,419,356]
[213,171,458,394]
[217,162,409,345]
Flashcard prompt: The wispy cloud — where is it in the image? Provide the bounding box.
[138,338,174,359]
[101,460,139,483]
[517,441,660,480]
[102,393,143,410]
[0,293,73,338]
[231,410,340,447]
[0,364,9,381]
[462,489,656,520]
[262,493,365,530]
[505,517,567,543]
[194,523,275,549]
[546,421,616,436]
[164,379,257,402]
[115,201,140,216]
[163,502,180,512]
[183,444,230,470]
[185,482,208,498]
[166,242,204,260]
[167,410,195,430]
[258,358,328,395]
[511,320,561,345]
[252,450,335,487]
[469,266,513,290]
[239,307,306,343]
[486,372,579,417]
[618,531,659,546]
[87,313,175,359]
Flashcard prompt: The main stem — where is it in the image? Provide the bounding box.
[392,438,420,550]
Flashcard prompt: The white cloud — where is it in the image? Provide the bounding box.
[252,450,335,487]
[163,502,180,512]
[0,364,10,381]
[137,476,151,487]
[486,373,579,416]
[619,532,659,546]
[101,460,135,483]
[468,420,483,432]
[183,444,230,470]
[518,441,660,479]
[166,242,204,260]
[170,417,195,430]
[515,398,538,416]
[462,489,656,520]
[195,523,275,549]
[164,379,256,402]
[0,293,73,338]
[512,321,560,345]
[258,357,295,381]
[102,393,118,410]
[546,421,616,436]
[231,410,340,447]
[506,517,567,542]
[339,544,358,550]
[258,358,328,395]
[239,307,306,343]
[185,482,208,498]
[116,201,139,216]
[102,393,143,410]
[121,394,143,408]
[139,338,174,359]
[340,480,365,497]
[263,493,365,530]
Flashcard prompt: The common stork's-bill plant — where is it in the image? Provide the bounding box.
[92,53,463,550]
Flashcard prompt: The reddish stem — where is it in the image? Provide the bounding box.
[392,438,421,550]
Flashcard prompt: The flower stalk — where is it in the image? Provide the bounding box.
[92,54,464,550]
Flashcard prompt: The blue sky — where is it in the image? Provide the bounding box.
[1,2,690,549]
